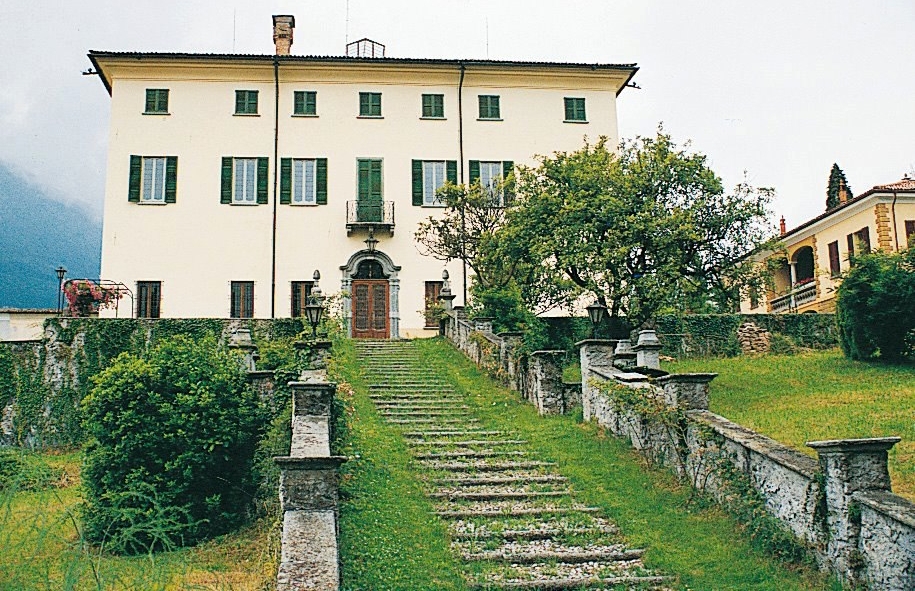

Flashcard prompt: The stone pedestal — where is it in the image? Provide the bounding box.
[613,339,636,370]
[294,340,333,371]
[632,330,662,370]
[473,317,494,333]
[227,328,259,372]
[528,350,567,414]
[576,339,618,421]
[807,437,901,582]
[654,373,717,410]
[498,332,525,386]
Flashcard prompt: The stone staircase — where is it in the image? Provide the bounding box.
[355,340,672,590]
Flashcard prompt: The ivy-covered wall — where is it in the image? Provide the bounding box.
[0,318,308,448]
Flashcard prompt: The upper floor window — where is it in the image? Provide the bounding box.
[469,160,514,206]
[412,160,457,206]
[235,90,259,115]
[291,281,314,317]
[478,95,501,120]
[128,155,177,204]
[280,158,328,205]
[144,89,169,114]
[905,220,915,247]
[421,94,444,118]
[137,281,161,318]
[294,91,317,116]
[828,241,840,277]
[231,281,254,318]
[220,157,268,205]
[359,92,382,117]
[564,97,587,122]
[846,227,871,260]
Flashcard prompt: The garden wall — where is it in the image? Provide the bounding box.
[0,317,308,447]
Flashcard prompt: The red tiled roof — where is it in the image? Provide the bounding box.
[872,177,915,192]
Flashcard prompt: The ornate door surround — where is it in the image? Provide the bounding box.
[340,250,401,339]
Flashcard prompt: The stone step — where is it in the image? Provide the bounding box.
[404,430,505,438]
[409,439,526,447]
[462,547,644,564]
[468,576,671,590]
[386,418,479,425]
[433,475,568,486]
[374,405,470,412]
[369,393,461,398]
[421,461,555,472]
[435,507,600,519]
[415,450,526,460]
[378,411,471,417]
[449,525,618,541]
[431,490,570,501]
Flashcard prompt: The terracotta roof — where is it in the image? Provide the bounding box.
[872,177,915,192]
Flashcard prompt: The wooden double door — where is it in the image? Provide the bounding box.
[352,279,389,339]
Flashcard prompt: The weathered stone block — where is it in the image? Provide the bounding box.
[276,510,340,591]
[654,373,716,410]
[276,456,348,511]
[291,381,336,417]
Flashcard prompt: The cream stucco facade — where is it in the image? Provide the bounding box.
[89,47,636,337]
[741,178,915,315]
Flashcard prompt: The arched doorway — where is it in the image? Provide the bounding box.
[340,250,401,339]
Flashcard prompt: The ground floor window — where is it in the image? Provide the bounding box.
[291,281,314,317]
[424,281,443,327]
[231,281,254,318]
[136,281,161,318]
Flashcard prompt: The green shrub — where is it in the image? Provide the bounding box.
[837,248,915,362]
[0,448,58,491]
[81,335,265,554]
[768,333,797,355]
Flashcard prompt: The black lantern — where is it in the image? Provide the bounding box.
[585,299,607,338]
[364,226,378,255]
[55,266,67,314]
[304,269,325,338]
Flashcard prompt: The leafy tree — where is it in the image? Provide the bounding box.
[836,248,915,362]
[505,131,775,327]
[82,335,264,553]
[826,163,852,210]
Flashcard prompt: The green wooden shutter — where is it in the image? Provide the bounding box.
[221,157,233,204]
[305,91,316,115]
[469,160,480,184]
[145,91,156,114]
[412,160,423,205]
[371,160,382,200]
[502,160,515,203]
[359,93,369,116]
[293,92,304,115]
[316,158,328,204]
[164,156,177,203]
[446,160,457,184]
[128,155,142,202]
[256,157,269,204]
[358,160,370,201]
[280,158,292,204]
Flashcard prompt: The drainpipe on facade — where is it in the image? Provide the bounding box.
[271,56,280,318]
[891,190,899,250]
[458,63,467,304]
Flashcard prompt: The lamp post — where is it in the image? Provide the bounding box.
[585,299,607,339]
[364,226,378,256]
[304,269,325,338]
[55,266,67,315]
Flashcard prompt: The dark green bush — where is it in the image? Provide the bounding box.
[768,333,797,355]
[81,335,265,554]
[837,248,915,362]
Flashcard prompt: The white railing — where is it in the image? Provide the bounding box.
[770,281,817,313]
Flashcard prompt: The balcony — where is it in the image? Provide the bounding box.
[770,281,817,313]
[346,201,395,236]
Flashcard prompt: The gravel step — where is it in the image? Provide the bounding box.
[435,507,600,519]
[415,450,527,460]
[410,439,527,447]
[450,526,618,541]
[387,418,478,425]
[431,490,570,501]
[462,547,645,564]
[404,430,505,438]
[421,461,556,472]
[433,475,568,486]
[468,575,671,590]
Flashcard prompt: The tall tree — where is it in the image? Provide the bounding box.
[826,163,852,210]
[504,131,776,327]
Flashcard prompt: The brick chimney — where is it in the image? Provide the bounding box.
[779,216,786,235]
[272,15,295,56]
[837,178,851,204]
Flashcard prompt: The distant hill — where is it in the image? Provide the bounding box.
[0,163,101,308]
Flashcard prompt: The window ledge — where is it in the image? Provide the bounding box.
[420,116,447,121]
[563,119,589,124]
[291,114,319,118]
[289,202,320,206]
[357,115,384,119]
[477,118,503,122]
[142,112,170,116]
[138,201,167,205]
[421,203,447,208]
[230,201,260,206]
[233,113,260,117]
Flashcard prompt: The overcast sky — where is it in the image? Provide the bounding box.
[2,1,913,229]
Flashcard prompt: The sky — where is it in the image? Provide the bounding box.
[1,0,913,229]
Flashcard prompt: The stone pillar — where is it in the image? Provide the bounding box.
[613,338,636,370]
[528,350,567,415]
[227,328,259,372]
[654,373,716,410]
[294,340,333,372]
[289,380,337,456]
[632,330,662,370]
[474,317,494,333]
[807,437,901,583]
[577,339,617,421]
[498,332,524,386]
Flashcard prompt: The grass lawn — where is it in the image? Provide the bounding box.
[410,338,839,591]
[0,451,279,590]
[664,348,915,501]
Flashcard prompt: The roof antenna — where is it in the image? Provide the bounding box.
[345,0,350,45]
[232,8,237,52]
[485,17,489,58]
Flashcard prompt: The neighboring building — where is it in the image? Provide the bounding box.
[0,309,56,341]
[741,176,915,314]
[88,15,637,337]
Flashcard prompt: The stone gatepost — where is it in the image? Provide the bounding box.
[275,377,347,591]
[613,339,636,370]
[577,339,617,421]
[632,330,663,370]
[654,373,717,410]
[528,350,567,415]
[807,437,901,583]
[498,331,524,386]
[228,328,259,372]
[474,317,494,333]
[294,340,333,372]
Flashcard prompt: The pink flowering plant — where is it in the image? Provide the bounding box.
[63,280,123,316]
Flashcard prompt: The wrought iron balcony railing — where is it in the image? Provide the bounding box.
[346,200,395,235]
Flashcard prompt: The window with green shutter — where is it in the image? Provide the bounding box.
[128,155,178,204]
[220,157,268,204]
[235,90,259,115]
[144,89,169,114]
[478,95,501,119]
[564,97,587,122]
[293,91,317,115]
[357,159,383,222]
[421,94,444,118]
[280,157,328,205]
[230,281,254,318]
[469,160,512,206]
[359,92,382,117]
[412,160,457,206]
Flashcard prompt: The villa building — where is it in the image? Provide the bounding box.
[740,176,915,314]
[89,15,637,337]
